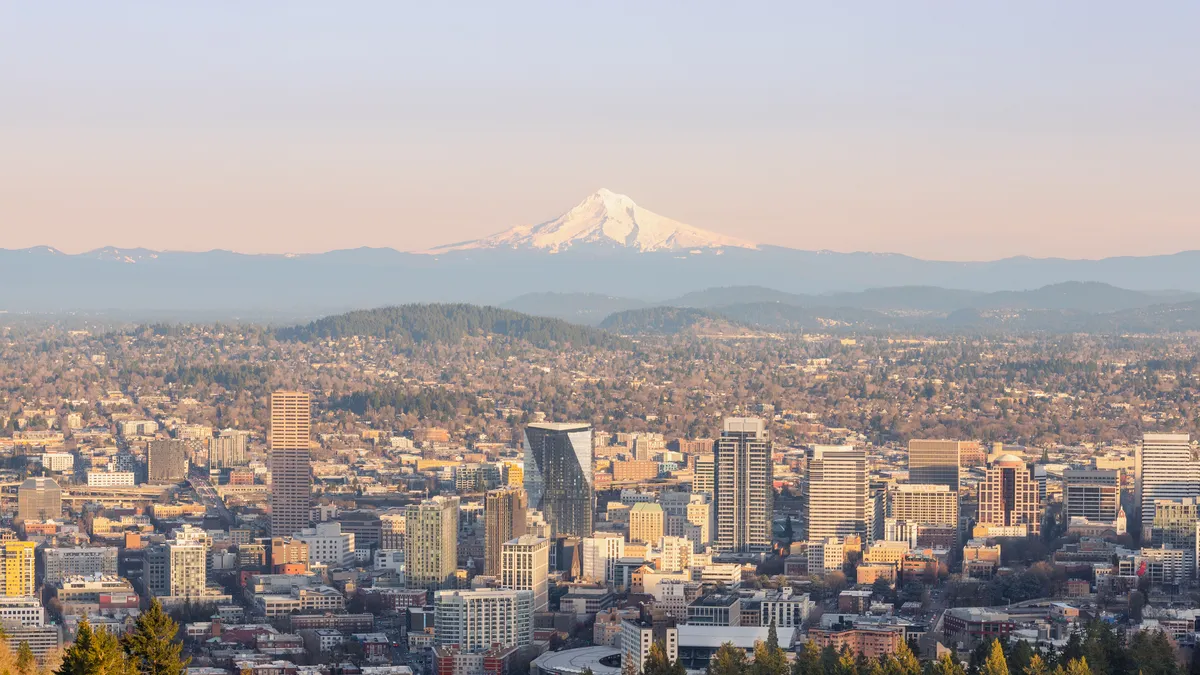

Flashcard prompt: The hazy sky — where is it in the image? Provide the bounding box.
[3,3,1199,260]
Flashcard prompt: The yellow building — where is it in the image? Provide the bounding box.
[3,541,37,596]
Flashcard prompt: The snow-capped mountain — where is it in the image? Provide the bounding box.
[423,189,758,254]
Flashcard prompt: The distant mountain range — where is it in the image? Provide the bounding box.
[6,190,1200,315]
[504,282,1200,325]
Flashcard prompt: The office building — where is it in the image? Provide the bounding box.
[145,540,208,599]
[524,423,594,538]
[1151,498,1199,576]
[802,446,868,542]
[978,455,1041,536]
[380,510,406,550]
[294,522,356,569]
[484,487,528,576]
[888,484,958,527]
[907,440,963,492]
[714,418,772,553]
[1063,469,1120,523]
[269,537,309,572]
[582,533,625,585]
[210,429,249,468]
[692,455,715,496]
[1,542,37,597]
[405,496,459,591]
[621,620,679,673]
[269,391,313,537]
[17,478,61,523]
[629,503,665,545]
[148,440,189,483]
[42,547,118,584]
[501,535,550,612]
[434,589,534,652]
[40,453,74,473]
[86,471,136,487]
[1137,433,1198,538]
[0,597,45,628]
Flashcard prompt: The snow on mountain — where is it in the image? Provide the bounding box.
[422,189,758,254]
[84,247,160,263]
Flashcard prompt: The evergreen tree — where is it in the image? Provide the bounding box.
[793,640,822,675]
[1008,640,1034,675]
[16,643,34,675]
[752,622,789,675]
[981,640,1010,675]
[644,643,685,675]
[1063,659,1090,675]
[709,643,749,675]
[837,646,859,675]
[933,653,967,675]
[891,640,922,675]
[57,621,100,675]
[123,600,188,675]
[1025,654,1049,675]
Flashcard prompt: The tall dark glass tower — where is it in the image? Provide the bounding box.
[523,422,593,538]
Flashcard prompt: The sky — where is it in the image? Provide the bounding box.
[3,3,1199,260]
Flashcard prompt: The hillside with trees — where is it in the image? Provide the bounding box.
[278,303,621,348]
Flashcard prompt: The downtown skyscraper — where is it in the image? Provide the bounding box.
[269,391,313,538]
[801,445,868,542]
[714,417,772,553]
[906,439,964,492]
[523,422,594,538]
[484,486,528,576]
[1137,433,1198,539]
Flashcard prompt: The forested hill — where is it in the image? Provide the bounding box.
[277,303,621,348]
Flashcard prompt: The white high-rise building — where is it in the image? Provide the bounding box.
[168,542,207,598]
[405,496,460,590]
[434,589,534,652]
[1138,433,1198,539]
[501,535,549,612]
[294,522,356,569]
[582,533,625,585]
[714,418,772,553]
[802,446,868,542]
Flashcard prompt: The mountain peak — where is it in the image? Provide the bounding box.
[421,190,758,254]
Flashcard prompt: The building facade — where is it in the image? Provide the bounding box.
[977,455,1042,536]
[500,535,550,612]
[484,487,528,576]
[405,496,459,591]
[523,423,594,538]
[803,446,868,542]
[269,391,313,538]
[1137,433,1198,538]
[148,440,189,483]
[433,589,533,653]
[714,418,772,553]
[906,440,964,492]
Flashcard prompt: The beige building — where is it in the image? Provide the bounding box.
[405,496,460,591]
[803,446,869,542]
[500,535,549,612]
[269,391,313,537]
[629,503,665,545]
[17,478,61,523]
[889,483,958,526]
